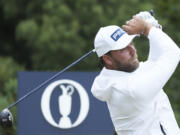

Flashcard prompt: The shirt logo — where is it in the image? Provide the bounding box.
[41,79,90,129]
[111,28,125,41]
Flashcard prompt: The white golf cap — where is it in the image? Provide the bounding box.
[94,25,136,57]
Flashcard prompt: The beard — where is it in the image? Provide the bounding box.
[114,58,139,72]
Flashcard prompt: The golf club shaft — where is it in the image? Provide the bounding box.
[7,49,95,109]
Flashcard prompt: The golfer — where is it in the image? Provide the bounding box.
[91,11,180,135]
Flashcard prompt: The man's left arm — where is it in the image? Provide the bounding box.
[123,16,180,108]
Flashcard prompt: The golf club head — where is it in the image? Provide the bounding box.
[0,109,13,128]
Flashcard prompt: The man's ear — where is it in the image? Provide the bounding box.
[102,55,113,67]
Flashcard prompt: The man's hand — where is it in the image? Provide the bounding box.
[136,11,162,29]
[122,16,152,37]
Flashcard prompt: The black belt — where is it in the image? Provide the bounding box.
[160,123,166,135]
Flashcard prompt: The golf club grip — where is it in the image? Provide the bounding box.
[149,10,154,16]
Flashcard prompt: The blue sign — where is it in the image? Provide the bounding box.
[18,72,114,135]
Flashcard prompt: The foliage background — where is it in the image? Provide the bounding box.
[0,0,179,134]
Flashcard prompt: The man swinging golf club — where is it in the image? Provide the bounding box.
[91,11,180,135]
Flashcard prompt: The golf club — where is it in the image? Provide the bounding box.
[0,10,155,128]
[0,49,95,128]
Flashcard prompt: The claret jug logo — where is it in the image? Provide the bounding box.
[41,79,90,129]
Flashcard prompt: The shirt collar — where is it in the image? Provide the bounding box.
[100,62,144,77]
[100,67,132,77]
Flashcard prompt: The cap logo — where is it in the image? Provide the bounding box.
[111,28,125,41]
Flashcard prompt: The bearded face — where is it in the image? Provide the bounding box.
[103,42,139,72]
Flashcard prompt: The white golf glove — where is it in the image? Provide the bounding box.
[135,11,162,29]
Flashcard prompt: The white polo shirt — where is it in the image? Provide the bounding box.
[91,27,180,135]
